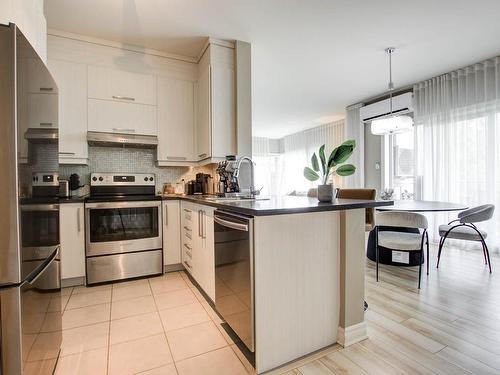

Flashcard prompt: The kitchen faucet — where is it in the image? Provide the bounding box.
[234,156,261,197]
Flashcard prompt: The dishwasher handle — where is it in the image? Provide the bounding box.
[213,215,249,232]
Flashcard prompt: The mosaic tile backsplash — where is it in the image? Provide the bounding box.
[59,146,216,193]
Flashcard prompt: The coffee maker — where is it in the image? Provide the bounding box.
[195,173,213,195]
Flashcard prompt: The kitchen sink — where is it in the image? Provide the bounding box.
[200,196,270,202]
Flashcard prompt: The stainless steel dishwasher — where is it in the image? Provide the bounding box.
[213,210,254,352]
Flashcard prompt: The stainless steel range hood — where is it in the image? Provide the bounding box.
[87,131,158,148]
[24,128,58,143]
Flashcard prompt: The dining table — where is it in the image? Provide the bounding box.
[366,200,469,266]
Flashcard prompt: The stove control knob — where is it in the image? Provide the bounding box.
[149,177,154,181]
[144,177,148,181]
[98,177,103,182]
[92,176,97,182]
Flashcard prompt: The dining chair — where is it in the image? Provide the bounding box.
[437,204,495,273]
[336,189,377,231]
[375,211,429,288]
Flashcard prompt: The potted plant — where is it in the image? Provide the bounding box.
[303,140,356,202]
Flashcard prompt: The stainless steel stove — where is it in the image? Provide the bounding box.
[85,173,163,284]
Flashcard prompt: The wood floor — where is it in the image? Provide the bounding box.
[275,243,500,375]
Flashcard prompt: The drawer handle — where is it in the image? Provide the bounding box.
[112,128,136,133]
[184,243,192,250]
[112,95,135,101]
[166,156,187,160]
[198,153,207,158]
[185,250,192,258]
[59,152,75,155]
[185,232,192,240]
[183,226,192,232]
[184,261,192,269]
[183,209,191,213]
[39,87,54,92]
[40,122,54,127]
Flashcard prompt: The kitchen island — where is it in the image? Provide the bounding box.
[163,195,392,373]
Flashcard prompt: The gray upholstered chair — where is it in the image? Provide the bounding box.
[437,204,495,273]
[375,211,429,288]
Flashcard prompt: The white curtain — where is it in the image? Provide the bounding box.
[252,120,345,197]
[413,57,500,252]
[344,104,364,188]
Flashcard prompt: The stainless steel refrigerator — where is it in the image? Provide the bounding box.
[0,23,62,374]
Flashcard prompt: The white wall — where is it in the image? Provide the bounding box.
[363,124,382,194]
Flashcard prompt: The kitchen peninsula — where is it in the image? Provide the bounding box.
[163,195,393,373]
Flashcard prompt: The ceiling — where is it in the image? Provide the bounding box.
[44,0,500,138]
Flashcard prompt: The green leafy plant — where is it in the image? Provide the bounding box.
[304,140,356,184]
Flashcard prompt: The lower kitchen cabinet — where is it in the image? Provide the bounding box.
[162,200,181,266]
[60,203,85,281]
[192,203,216,301]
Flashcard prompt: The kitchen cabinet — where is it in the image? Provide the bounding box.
[28,57,58,93]
[181,202,195,274]
[87,65,157,106]
[196,44,237,162]
[157,77,196,165]
[60,203,85,281]
[48,59,88,164]
[162,200,181,266]
[88,98,157,136]
[27,93,58,129]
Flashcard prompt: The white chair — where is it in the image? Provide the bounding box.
[375,211,429,289]
[437,204,495,273]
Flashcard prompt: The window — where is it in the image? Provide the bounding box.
[383,130,415,200]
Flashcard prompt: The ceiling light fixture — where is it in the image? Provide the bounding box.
[371,47,413,135]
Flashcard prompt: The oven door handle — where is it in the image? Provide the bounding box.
[213,215,249,232]
[85,201,161,209]
[21,204,59,211]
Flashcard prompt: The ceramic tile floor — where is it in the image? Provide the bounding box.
[44,271,253,375]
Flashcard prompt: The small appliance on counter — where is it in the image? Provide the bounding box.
[196,173,214,195]
[216,156,256,197]
[185,180,196,195]
[59,179,70,198]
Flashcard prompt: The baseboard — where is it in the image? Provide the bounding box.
[62,277,85,288]
[337,321,368,347]
[164,263,184,272]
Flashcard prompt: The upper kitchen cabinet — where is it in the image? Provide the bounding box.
[27,93,58,129]
[48,59,88,164]
[87,65,158,136]
[88,65,157,106]
[157,77,196,165]
[196,43,237,162]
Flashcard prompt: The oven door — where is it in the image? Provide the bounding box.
[85,200,162,256]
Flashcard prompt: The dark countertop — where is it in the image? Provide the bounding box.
[161,195,393,216]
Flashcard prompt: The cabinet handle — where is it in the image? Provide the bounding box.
[39,87,53,92]
[183,226,191,232]
[59,152,76,155]
[185,232,192,240]
[77,207,81,232]
[164,204,167,226]
[201,210,206,239]
[183,260,192,269]
[198,210,202,237]
[198,153,207,158]
[166,156,187,160]
[112,128,136,133]
[186,250,192,258]
[184,243,192,251]
[112,95,135,101]
[40,122,54,127]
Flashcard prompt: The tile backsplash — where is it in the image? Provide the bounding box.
[59,146,216,193]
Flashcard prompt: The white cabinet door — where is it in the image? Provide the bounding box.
[88,65,157,105]
[60,203,86,280]
[28,57,58,93]
[27,93,58,128]
[200,206,215,301]
[181,202,194,274]
[191,203,204,284]
[88,99,157,135]
[196,66,211,160]
[48,59,88,164]
[157,77,195,163]
[211,65,236,158]
[163,200,181,266]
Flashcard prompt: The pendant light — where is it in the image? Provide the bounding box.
[371,47,413,135]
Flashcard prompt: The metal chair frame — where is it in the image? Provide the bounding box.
[437,219,492,273]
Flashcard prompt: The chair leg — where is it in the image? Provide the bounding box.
[437,234,450,268]
[481,241,488,265]
[418,250,423,289]
[375,228,379,282]
[426,232,430,275]
[484,240,492,274]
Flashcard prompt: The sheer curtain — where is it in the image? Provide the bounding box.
[413,57,500,252]
[253,120,345,197]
